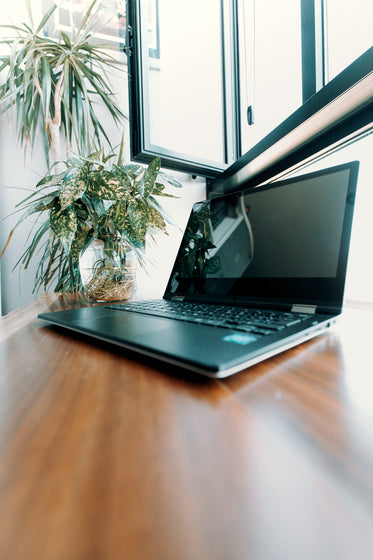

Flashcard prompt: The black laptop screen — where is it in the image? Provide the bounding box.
[165,162,359,310]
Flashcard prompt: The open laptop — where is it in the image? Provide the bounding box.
[38,161,359,378]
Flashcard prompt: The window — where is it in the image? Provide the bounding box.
[325,0,373,81]
[43,0,127,53]
[207,0,373,195]
[209,46,372,196]
[238,0,303,153]
[43,0,372,186]
[127,0,372,184]
[126,0,241,177]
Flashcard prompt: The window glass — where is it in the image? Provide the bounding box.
[127,0,240,176]
[42,0,127,55]
[325,0,373,80]
[145,0,225,163]
[239,0,302,153]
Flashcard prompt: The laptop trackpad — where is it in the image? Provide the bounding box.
[69,309,171,340]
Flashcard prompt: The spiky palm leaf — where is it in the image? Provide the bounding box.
[0,0,126,170]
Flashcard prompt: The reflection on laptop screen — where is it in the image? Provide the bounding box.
[166,162,358,310]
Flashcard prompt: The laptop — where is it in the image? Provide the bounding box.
[38,161,359,378]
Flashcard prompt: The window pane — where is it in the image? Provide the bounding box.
[325,0,373,80]
[144,0,225,163]
[239,0,302,153]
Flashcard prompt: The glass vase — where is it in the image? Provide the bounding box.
[79,239,136,302]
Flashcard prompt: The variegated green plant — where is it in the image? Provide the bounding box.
[1,150,182,292]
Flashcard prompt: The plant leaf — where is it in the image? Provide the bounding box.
[69,221,90,262]
[111,200,127,234]
[35,2,57,34]
[87,169,131,201]
[50,204,77,254]
[124,163,144,179]
[143,157,161,198]
[59,167,86,210]
[116,133,125,166]
[147,205,167,232]
[0,229,14,259]
[91,197,112,217]
[86,170,117,199]
[123,200,148,249]
[153,183,179,198]
[158,171,183,188]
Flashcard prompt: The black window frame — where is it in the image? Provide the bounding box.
[126,0,241,178]
[208,46,373,197]
[125,0,373,188]
[300,0,326,101]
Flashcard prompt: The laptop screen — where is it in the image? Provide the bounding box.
[165,161,359,311]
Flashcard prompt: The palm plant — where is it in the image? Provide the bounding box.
[0,0,126,171]
[0,1,182,299]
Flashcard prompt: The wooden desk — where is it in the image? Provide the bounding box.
[1,294,373,560]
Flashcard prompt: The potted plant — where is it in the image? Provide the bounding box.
[0,1,183,302]
[1,148,181,300]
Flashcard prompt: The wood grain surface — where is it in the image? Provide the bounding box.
[1,295,372,560]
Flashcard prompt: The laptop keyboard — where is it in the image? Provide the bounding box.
[107,300,310,337]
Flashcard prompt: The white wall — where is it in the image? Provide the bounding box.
[0,0,49,311]
[0,120,49,314]
[0,2,206,315]
[290,133,373,306]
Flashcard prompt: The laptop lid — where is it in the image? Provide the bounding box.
[164,161,359,314]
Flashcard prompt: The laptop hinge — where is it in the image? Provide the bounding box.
[291,304,317,314]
